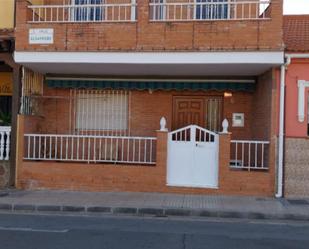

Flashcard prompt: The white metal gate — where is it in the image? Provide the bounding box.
[167,125,219,188]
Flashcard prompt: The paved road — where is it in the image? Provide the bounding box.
[0,213,308,249]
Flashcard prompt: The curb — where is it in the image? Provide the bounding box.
[0,203,308,221]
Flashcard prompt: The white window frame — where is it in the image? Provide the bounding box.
[297,80,309,123]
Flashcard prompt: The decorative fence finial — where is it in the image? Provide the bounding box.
[160,117,168,131]
[222,118,229,134]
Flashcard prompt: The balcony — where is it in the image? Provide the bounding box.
[149,0,271,22]
[16,0,283,67]
[28,0,137,23]
[27,0,271,23]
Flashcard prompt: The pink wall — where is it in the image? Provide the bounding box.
[285,58,309,138]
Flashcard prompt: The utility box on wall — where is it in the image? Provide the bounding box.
[232,113,244,127]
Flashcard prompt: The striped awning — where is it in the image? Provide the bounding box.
[46,79,256,92]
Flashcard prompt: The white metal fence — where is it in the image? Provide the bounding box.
[230,140,269,170]
[24,134,156,165]
[149,0,271,21]
[0,126,11,161]
[28,2,137,23]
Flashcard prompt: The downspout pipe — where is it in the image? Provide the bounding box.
[276,53,309,198]
[276,63,287,198]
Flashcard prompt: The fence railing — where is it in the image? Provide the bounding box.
[230,140,270,171]
[28,3,137,23]
[149,0,271,21]
[24,134,156,165]
[0,126,11,161]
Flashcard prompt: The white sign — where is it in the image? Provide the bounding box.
[29,29,54,44]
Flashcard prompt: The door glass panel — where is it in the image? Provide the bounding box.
[205,97,222,132]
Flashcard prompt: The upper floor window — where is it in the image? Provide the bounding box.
[195,0,228,20]
[150,0,166,20]
[73,0,104,21]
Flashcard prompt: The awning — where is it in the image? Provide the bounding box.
[46,79,256,92]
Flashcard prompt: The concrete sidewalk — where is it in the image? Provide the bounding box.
[0,190,308,221]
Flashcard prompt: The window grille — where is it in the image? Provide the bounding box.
[20,67,44,116]
[70,89,129,136]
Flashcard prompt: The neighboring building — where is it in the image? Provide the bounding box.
[13,0,283,196]
[0,0,19,187]
[283,15,309,198]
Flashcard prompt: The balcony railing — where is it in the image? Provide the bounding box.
[149,0,271,21]
[24,134,156,165]
[28,0,270,23]
[230,140,270,171]
[28,2,137,23]
[0,126,11,161]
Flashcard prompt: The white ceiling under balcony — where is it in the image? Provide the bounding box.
[14,51,284,77]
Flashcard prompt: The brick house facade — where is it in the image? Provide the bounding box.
[13,0,284,196]
[282,15,309,198]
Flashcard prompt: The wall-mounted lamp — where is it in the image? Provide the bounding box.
[224,92,233,97]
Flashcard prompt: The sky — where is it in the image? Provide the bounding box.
[284,0,309,14]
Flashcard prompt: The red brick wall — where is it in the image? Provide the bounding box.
[252,70,276,140]
[252,69,277,193]
[30,86,257,139]
[15,84,276,196]
[15,0,283,52]
[16,118,274,196]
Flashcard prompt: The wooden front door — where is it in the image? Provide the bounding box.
[173,96,223,131]
[173,97,205,130]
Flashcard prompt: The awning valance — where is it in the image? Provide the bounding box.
[46,79,256,92]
